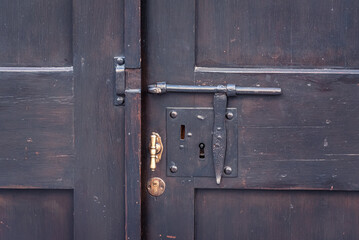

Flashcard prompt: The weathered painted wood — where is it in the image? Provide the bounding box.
[0,0,73,67]
[0,190,73,240]
[0,71,74,188]
[73,0,125,239]
[124,69,142,240]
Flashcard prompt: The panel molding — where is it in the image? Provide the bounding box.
[196,67,359,75]
[0,67,73,73]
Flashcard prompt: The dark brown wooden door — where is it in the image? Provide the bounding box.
[0,0,132,239]
[142,1,359,239]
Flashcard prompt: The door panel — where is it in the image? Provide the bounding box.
[196,0,359,68]
[196,189,359,240]
[194,72,359,190]
[143,0,359,239]
[0,190,73,240]
[0,0,73,67]
[0,71,74,188]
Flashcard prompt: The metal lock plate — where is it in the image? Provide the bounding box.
[166,107,238,177]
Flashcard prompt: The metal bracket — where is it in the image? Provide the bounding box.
[114,57,125,106]
[149,82,282,184]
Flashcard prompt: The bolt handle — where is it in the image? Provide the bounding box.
[149,132,163,171]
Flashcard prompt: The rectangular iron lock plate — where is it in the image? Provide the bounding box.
[166,107,238,179]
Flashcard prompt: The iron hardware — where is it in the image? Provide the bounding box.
[169,164,178,173]
[147,177,166,197]
[148,82,281,95]
[114,57,126,106]
[149,132,163,171]
[224,166,232,175]
[149,82,282,184]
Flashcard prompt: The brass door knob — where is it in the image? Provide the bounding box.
[149,132,163,171]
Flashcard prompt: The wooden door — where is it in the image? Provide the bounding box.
[0,0,138,239]
[142,1,359,239]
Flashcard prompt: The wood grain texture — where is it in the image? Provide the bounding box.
[193,72,359,190]
[73,0,125,239]
[196,189,359,240]
[0,71,74,188]
[124,69,141,240]
[196,0,359,68]
[0,190,73,240]
[124,0,141,68]
[0,0,72,67]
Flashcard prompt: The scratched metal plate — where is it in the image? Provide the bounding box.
[166,107,238,177]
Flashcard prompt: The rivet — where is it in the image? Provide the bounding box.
[170,111,178,118]
[187,132,192,137]
[115,96,125,105]
[116,57,125,65]
[226,112,234,120]
[179,145,184,149]
[170,165,178,173]
[224,166,232,175]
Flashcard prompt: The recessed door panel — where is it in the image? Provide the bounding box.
[196,189,359,240]
[196,0,359,68]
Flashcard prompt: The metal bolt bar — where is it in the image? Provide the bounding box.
[148,82,282,96]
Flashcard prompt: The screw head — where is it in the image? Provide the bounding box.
[224,166,232,175]
[170,165,178,173]
[116,57,125,65]
[170,111,178,118]
[226,112,234,120]
[115,96,125,105]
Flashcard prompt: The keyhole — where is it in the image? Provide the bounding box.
[199,143,205,158]
[180,125,185,140]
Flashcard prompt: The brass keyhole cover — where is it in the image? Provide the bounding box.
[147,177,166,197]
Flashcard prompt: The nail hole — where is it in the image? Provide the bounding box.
[180,125,185,140]
[199,143,205,158]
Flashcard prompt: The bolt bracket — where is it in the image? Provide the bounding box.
[114,57,126,106]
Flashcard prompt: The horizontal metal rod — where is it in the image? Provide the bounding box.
[148,82,282,96]
[235,87,282,95]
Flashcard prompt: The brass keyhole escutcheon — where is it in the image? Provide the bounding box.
[147,177,166,197]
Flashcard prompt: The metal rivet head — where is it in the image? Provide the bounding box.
[224,166,232,175]
[170,111,178,118]
[170,165,178,173]
[116,57,125,65]
[114,96,125,105]
[187,132,192,137]
[226,112,234,120]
